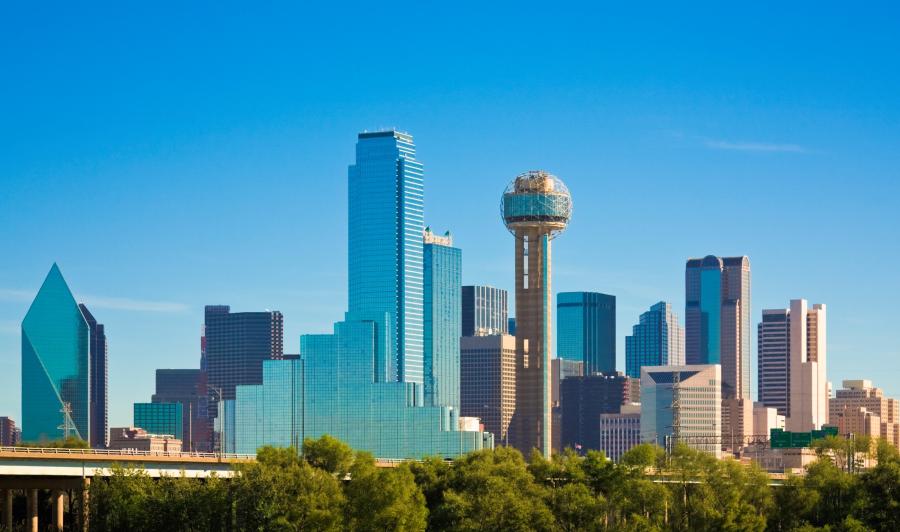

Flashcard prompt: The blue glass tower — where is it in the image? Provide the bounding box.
[625,301,685,378]
[557,292,616,375]
[21,264,90,443]
[423,229,462,411]
[348,131,425,385]
[134,402,183,439]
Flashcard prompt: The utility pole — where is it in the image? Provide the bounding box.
[58,402,76,440]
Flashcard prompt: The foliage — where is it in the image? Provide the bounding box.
[82,435,900,532]
[17,436,90,448]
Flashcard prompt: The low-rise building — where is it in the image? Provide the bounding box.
[108,427,182,453]
[599,403,641,461]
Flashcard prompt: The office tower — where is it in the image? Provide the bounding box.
[423,228,462,410]
[348,130,425,384]
[231,321,492,458]
[21,264,91,443]
[508,318,516,336]
[558,292,616,375]
[786,300,827,432]
[152,369,207,452]
[460,335,517,446]
[758,309,790,417]
[599,404,641,461]
[551,358,584,451]
[685,256,751,400]
[204,305,284,401]
[640,364,722,458]
[501,170,572,458]
[625,301,685,378]
[79,304,108,448]
[133,402,183,440]
[462,286,509,337]
[560,372,631,452]
[0,417,20,446]
[830,380,900,450]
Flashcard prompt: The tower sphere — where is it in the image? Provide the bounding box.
[500,170,572,239]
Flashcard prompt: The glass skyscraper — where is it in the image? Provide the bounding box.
[152,369,208,452]
[231,320,491,459]
[557,292,616,375]
[625,301,685,378]
[21,264,91,443]
[461,285,508,337]
[204,305,284,400]
[79,303,108,448]
[348,130,425,385]
[134,402,183,440]
[423,228,462,411]
[685,256,751,400]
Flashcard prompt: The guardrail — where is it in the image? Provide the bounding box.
[0,446,255,460]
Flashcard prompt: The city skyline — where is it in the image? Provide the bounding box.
[3,4,900,428]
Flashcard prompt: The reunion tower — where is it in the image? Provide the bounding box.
[501,170,572,458]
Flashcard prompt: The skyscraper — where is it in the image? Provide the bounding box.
[557,292,616,375]
[204,305,284,400]
[79,304,108,448]
[134,402,183,440]
[0,417,20,446]
[461,286,508,337]
[423,228,462,411]
[21,264,91,444]
[640,364,722,458]
[501,170,573,458]
[152,369,207,452]
[786,300,827,432]
[348,130,425,384]
[460,335,517,446]
[685,256,751,401]
[758,309,791,417]
[560,372,631,452]
[830,380,899,450]
[625,301,684,378]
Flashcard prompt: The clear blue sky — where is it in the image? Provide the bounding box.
[2,2,899,427]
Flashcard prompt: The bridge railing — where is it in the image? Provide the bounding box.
[0,446,255,460]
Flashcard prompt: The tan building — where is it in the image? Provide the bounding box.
[830,380,900,449]
[752,402,785,438]
[787,300,828,432]
[108,427,182,453]
[831,405,881,439]
[460,335,517,446]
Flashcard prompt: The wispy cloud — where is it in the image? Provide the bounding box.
[0,289,34,302]
[704,139,807,153]
[0,288,188,313]
[79,295,189,313]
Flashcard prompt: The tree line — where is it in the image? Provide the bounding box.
[83,435,899,531]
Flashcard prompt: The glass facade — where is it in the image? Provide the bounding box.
[625,301,685,378]
[134,402,183,440]
[21,264,90,443]
[204,305,284,400]
[640,364,721,457]
[232,320,492,459]
[557,292,616,375]
[79,303,108,448]
[423,237,461,411]
[685,256,751,400]
[152,369,208,452]
[461,285,508,337]
[348,131,424,385]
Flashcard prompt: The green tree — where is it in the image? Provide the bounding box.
[856,458,900,532]
[302,435,355,477]
[18,436,90,449]
[431,447,555,531]
[89,465,157,531]
[803,458,861,528]
[768,474,819,531]
[233,445,345,531]
[344,452,427,531]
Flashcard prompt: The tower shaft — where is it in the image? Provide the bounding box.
[510,227,553,458]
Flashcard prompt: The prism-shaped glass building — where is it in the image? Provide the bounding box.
[21,264,91,443]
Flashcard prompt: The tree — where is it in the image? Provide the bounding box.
[232,445,345,531]
[303,435,355,477]
[856,458,900,531]
[430,447,555,531]
[803,458,861,528]
[768,474,819,531]
[18,436,90,449]
[89,465,157,531]
[344,452,427,531]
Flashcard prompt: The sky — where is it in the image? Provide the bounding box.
[1,2,899,428]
